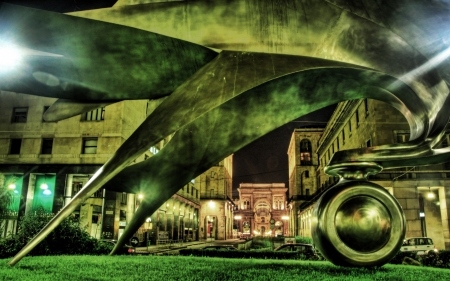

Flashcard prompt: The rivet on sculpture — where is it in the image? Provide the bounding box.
[1,1,450,267]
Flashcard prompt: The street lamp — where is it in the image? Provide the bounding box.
[427,187,435,199]
[282,216,289,236]
[234,215,242,238]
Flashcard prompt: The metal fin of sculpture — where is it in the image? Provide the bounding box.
[0,3,218,101]
[43,99,118,122]
[4,0,450,267]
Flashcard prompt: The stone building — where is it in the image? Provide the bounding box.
[0,91,228,243]
[289,99,450,250]
[196,156,234,241]
[234,183,288,237]
[286,128,324,237]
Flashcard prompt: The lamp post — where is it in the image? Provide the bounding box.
[282,215,289,236]
[234,215,242,238]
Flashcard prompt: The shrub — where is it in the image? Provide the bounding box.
[295,236,313,244]
[251,237,272,249]
[389,250,450,269]
[0,209,111,258]
[179,248,317,260]
[420,250,450,269]
[389,251,418,265]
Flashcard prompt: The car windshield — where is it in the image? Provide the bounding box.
[276,246,291,252]
[294,245,309,252]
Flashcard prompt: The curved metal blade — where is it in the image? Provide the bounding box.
[43,99,119,122]
[0,3,217,100]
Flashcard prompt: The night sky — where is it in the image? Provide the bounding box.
[3,0,336,197]
[3,0,118,13]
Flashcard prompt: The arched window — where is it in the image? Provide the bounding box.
[300,139,312,165]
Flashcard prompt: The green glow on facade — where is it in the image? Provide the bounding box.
[4,174,22,214]
[32,175,55,213]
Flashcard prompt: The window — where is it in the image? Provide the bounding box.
[261,217,265,223]
[12,107,27,123]
[41,138,53,154]
[304,171,310,178]
[10,139,22,154]
[82,138,98,154]
[149,146,159,154]
[305,189,310,196]
[72,181,83,196]
[121,192,127,204]
[348,120,352,134]
[119,210,127,221]
[342,129,345,143]
[396,133,410,143]
[82,107,105,121]
[366,139,372,147]
[92,188,103,198]
[355,110,360,126]
[336,138,340,150]
[364,99,369,116]
[299,139,312,165]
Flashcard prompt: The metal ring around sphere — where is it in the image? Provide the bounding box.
[311,179,406,267]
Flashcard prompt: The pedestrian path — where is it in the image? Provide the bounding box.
[132,239,241,255]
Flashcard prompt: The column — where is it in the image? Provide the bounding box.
[439,186,450,250]
[393,183,421,237]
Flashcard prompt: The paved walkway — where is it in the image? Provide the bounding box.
[132,239,242,255]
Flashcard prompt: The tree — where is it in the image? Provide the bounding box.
[0,173,16,236]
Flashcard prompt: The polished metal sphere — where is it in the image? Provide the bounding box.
[311,179,405,267]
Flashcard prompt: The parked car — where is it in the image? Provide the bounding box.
[274,243,318,259]
[201,245,238,250]
[400,237,438,256]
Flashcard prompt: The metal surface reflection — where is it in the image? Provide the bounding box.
[335,196,392,253]
[312,179,405,267]
[2,0,450,267]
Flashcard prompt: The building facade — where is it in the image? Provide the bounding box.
[289,99,450,250]
[234,183,288,237]
[286,128,324,237]
[0,91,233,243]
[196,155,234,241]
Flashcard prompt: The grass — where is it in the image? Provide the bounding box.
[1,255,449,281]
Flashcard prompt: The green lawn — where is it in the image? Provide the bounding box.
[1,255,449,281]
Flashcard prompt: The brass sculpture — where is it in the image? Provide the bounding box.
[1,0,450,267]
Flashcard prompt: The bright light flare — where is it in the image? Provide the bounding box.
[0,45,22,69]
